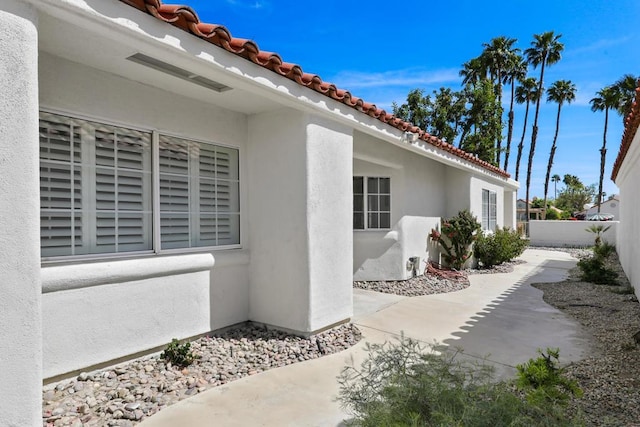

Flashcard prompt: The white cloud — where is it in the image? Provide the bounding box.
[569,36,631,56]
[224,0,267,9]
[328,67,461,89]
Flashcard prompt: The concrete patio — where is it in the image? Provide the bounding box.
[138,249,593,427]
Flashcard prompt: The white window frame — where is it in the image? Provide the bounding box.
[482,189,497,232]
[353,176,392,230]
[40,109,242,262]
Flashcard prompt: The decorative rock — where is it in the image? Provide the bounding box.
[52,407,65,417]
[124,402,140,411]
[77,372,89,381]
[42,323,362,426]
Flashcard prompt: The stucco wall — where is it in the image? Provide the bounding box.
[470,176,506,228]
[352,132,445,281]
[615,131,640,299]
[0,3,42,426]
[41,254,214,378]
[530,220,618,247]
[444,168,471,217]
[38,53,252,374]
[586,198,620,220]
[247,109,353,333]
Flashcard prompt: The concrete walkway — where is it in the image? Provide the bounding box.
[139,249,593,427]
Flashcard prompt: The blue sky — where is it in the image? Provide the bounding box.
[187,0,640,200]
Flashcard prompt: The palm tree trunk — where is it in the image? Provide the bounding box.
[597,108,609,213]
[542,103,562,219]
[525,59,547,225]
[503,80,516,172]
[514,100,530,182]
[495,75,503,165]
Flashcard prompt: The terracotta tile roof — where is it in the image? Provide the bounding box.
[612,80,640,181]
[119,0,509,178]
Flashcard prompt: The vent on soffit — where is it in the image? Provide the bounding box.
[127,53,232,93]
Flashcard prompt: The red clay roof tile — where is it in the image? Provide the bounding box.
[612,80,640,181]
[118,0,510,178]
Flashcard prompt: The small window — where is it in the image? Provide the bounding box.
[482,189,497,231]
[353,176,391,230]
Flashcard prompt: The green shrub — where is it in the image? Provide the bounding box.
[545,209,560,220]
[429,210,481,270]
[593,241,616,259]
[161,338,198,367]
[474,227,529,268]
[516,348,583,406]
[577,256,618,285]
[338,338,583,426]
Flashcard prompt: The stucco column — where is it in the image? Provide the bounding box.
[504,189,517,229]
[247,109,353,334]
[0,3,42,426]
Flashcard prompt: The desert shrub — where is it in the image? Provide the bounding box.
[516,348,583,406]
[161,338,198,367]
[429,210,481,270]
[577,256,618,285]
[593,241,616,259]
[474,227,529,268]
[338,338,582,427]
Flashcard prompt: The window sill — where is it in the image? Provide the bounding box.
[42,252,215,294]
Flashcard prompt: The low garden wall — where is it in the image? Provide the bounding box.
[529,220,618,247]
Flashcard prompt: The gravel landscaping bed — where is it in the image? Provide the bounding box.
[42,323,361,427]
[354,257,530,297]
[354,272,469,297]
[534,251,640,426]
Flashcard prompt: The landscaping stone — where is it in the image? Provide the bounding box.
[42,323,361,426]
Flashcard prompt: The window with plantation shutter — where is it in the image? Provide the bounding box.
[39,111,240,259]
[482,189,497,231]
[40,112,152,257]
[159,135,240,249]
[39,115,83,256]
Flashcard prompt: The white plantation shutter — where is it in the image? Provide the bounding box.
[481,189,497,232]
[39,112,152,257]
[159,136,191,249]
[159,135,240,249]
[94,126,152,253]
[489,191,497,231]
[39,111,240,258]
[40,114,83,256]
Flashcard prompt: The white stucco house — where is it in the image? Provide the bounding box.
[585,195,620,220]
[613,80,640,302]
[0,1,518,424]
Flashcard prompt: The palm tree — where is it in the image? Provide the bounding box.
[523,31,564,224]
[459,57,487,87]
[542,80,576,218]
[551,174,561,199]
[503,54,527,172]
[513,77,539,182]
[481,36,518,165]
[612,74,640,119]
[590,86,620,214]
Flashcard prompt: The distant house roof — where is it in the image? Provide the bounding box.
[612,79,640,181]
[119,0,510,178]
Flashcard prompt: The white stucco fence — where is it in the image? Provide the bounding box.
[529,220,618,247]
